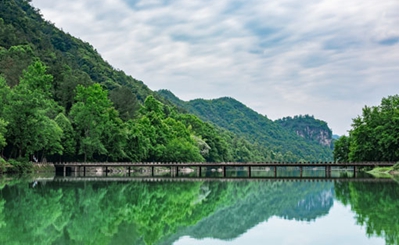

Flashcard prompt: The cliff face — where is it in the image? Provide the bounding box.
[296,126,333,148]
[276,115,333,149]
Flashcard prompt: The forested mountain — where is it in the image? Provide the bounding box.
[0,0,319,166]
[276,115,333,148]
[157,89,333,161]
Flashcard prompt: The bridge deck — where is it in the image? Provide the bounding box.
[50,176,395,183]
[53,162,396,167]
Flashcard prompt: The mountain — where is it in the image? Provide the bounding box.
[0,0,154,106]
[0,0,289,163]
[0,0,332,163]
[157,89,333,161]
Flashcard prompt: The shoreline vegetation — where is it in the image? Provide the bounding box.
[366,163,399,178]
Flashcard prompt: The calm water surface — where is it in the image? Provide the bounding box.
[0,170,398,245]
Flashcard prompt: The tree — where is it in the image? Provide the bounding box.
[70,83,126,161]
[0,77,9,152]
[336,95,399,162]
[109,86,139,121]
[4,61,61,159]
[0,119,7,152]
[54,113,76,159]
[333,136,350,162]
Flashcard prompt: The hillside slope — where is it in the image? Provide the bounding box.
[157,89,333,161]
[0,0,304,163]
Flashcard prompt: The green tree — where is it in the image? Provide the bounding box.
[0,77,9,152]
[0,119,7,151]
[4,61,61,159]
[333,136,350,162]
[70,83,126,161]
[70,84,110,161]
[339,95,399,162]
[109,86,139,121]
[54,113,76,159]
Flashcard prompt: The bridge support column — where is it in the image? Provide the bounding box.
[198,166,202,177]
[300,166,303,177]
[248,166,251,178]
[151,166,154,177]
[223,166,226,177]
[170,166,176,177]
[274,167,277,178]
[127,166,131,177]
[325,166,331,178]
[176,166,179,177]
[354,166,357,178]
[105,166,108,176]
[63,166,66,177]
[83,166,86,177]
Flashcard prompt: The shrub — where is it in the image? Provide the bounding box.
[7,158,33,173]
[0,157,7,173]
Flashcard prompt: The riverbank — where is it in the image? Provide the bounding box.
[367,163,399,178]
[0,158,55,174]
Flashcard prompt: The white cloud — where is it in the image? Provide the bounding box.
[32,0,399,135]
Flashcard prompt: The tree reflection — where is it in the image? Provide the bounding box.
[335,181,399,245]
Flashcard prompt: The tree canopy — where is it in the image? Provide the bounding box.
[334,95,399,162]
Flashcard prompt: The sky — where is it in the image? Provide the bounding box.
[31,0,399,136]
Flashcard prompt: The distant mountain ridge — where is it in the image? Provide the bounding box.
[157,89,333,162]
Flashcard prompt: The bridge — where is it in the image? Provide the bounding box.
[49,176,396,183]
[53,161,396,178]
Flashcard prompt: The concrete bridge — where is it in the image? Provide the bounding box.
[53,161,396,178]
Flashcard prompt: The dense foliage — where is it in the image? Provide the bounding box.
[0,61,283,163]
[334,95,399,162]
[158,90,333,162]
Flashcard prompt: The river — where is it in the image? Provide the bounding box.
[0,169,398,245]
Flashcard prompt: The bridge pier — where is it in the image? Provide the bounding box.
[325,166,331,178]
[223,166,226,177]
[248,166,251,178]
[274,167,277,178]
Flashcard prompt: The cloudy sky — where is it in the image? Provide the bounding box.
[31,0,399,135]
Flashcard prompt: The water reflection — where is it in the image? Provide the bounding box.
[0,173,397,245]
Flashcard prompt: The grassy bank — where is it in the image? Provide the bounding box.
[367,163,399,178]
[1,157,55,174]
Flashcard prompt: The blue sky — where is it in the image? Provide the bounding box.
[32,0,399,135]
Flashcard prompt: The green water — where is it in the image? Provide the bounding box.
[0,171,398,245]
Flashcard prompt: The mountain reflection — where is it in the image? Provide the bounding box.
[0,175,397,245]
